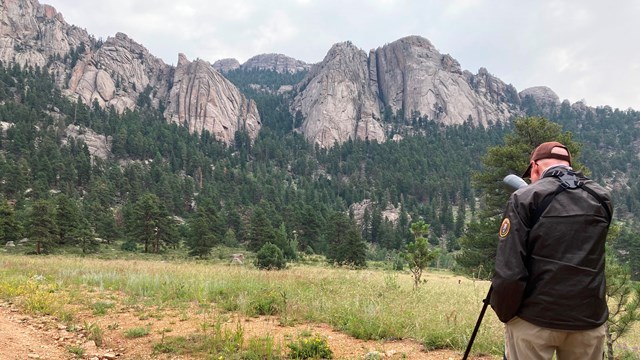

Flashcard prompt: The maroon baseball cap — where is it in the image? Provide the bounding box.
[522,141,572,178]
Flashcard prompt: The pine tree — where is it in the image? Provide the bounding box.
[75,143,92,187]
[605,254,640,360]
[187,210,218,258]
[155,210,179,252]
[613,227,640,280]
[55,193,81,245]
[405,220,437,289]
[397,209,411,246]
[361,207,372,242]
[128,193,176,253]
[605,226,640,360]
[370,207,383,244]
[326,212,367,267]
[0,197,21,244]
[223,228,239,247]
[74,217,99,254]
[472,117,582,218]
[27,199,58,254]
[84,177,119,243]
[273,223,297,260]
[247,206,276,252]
[296,205,322,253]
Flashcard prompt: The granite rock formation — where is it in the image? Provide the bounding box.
[212,58,241,73]
[1,0,260,145]
[165,54,261,142]
[291,41,386,147]
[65,32,172,113]
[293,36,524,147]
[214,54,310,74]
[0,0,91,67]
[241,53,311,74]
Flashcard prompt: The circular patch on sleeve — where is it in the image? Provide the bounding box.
[499,218,511,238]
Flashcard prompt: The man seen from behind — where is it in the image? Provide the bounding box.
[490,141,613,360]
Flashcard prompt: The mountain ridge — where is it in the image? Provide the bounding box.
[0,0,261,145]
[214,53,312,74]
[1,0,598,149]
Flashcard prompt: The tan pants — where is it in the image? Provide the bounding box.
[505,317,605,360]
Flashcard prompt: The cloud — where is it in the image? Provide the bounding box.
[442,0,482,17]
[248,10,297,56]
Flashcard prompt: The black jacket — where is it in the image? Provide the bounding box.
[490,167,613,330]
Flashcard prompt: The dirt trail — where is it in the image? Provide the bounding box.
[0,303,68,360]
[0,302,495,360]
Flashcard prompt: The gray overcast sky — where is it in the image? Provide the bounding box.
[43,0,640,110]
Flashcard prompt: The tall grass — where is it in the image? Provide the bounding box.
[0,254,636,357]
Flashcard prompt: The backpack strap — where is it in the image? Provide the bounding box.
[580,185,613,223]
[530,186,565,227]
[530,170,612,228]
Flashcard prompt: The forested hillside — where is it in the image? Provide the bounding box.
[0,62,639,278]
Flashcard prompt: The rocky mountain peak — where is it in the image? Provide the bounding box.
[241,53,310,74]
[0,0,91,68]
[324,41,363,64]
[65,29,171,113]
[519,86,560,105]
[519,86,561,115]
[291,35,524,146]
[3,0,575,150]
[213,54,310,75]
[41,3,61,20]
[212,58,241,73]
[291,41,385,148]
[393,35,437,52]
[178,53,190,67]
[372,35,519,126]
[165,55,261,143]
[1,0,261,146]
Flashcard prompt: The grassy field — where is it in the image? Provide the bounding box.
[0,252,637,359]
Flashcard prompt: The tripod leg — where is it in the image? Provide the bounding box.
[462,287,493,360]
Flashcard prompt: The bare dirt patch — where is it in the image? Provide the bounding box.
[0,303,70,360]
[0,301,496,359]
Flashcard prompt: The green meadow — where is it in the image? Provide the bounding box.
[0,253,637,359]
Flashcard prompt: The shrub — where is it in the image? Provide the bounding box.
[254,243,286,270]
[287,333,333,359]
[67,345,85,358]
[124,326,150,338]
[91,301,114,315]
[244,335,281,360]
[84,321,104,347]
[393,254,404,271]
[120,240,138,252]
[206,321,244,355]
[152,336,189,354]
[248,290,283,316]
